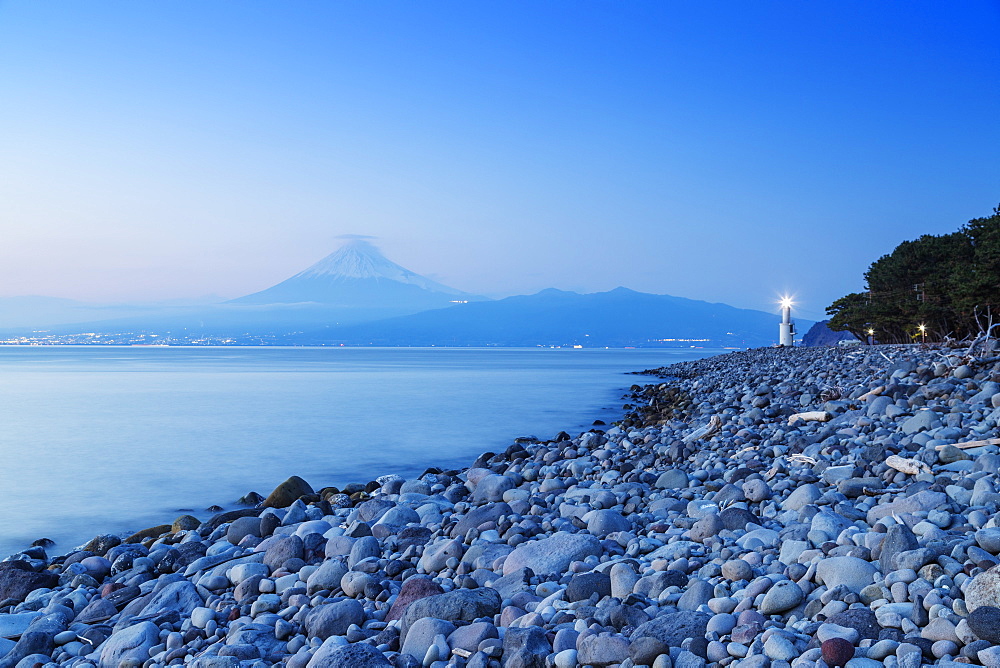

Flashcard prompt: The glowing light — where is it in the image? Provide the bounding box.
[867,328,874,336]
[918,324,926,332]
[780,297,794,310]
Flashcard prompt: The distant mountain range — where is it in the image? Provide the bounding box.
[0,240,811,347]
[282,287,805,348]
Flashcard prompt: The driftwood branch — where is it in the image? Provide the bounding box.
[788,411,832,425]
[683,415,722,443]
[886,455,931,475]
[858,386,885,402]
[934,438,1000,451]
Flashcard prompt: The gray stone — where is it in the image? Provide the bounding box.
[867,395,894,417]
[968,605,1000,643]
[263,535,304,570]
[587,510,631,537]
[447,622,498,653]
[0,613,41,640]
[417,538,464,573]
[630,610,710,646]
[901,410,942,435]
[722,560,753,582]
[348,535,380,569]
[0,613,66,668]
[965,565,1000,612]
[822,466,856,485]
[759,580,804,615]
[566,572,612,602]
[138,579,203,619]
[690,514,723,543]
[400,617,456,662]
[816,557,878,593]
[305,598,365,640]
[450,502,512,538]
[880,523,919,574]
[502,531,601,576]
[503,626,550,667]
[674,649,708,668]
[778,540,809,566]
[782,484,821,511]
[742,479,771,503]
[980,645,1000,668]
[977,529,1000,555]
[656,469,689,489]
[764,634,798,661]
[678,578,714,611]
[227,623,283,660]
[0,563,57,605]
[227,516,262,545]
[474,474,515,503]
[720,507,758,531]
[921,617,959,643]
[578,632,630,666]
[305,558,348,595]
[401,587,502,639]
[99,621,159,668]
[189,656,239,668]
[939,444,972,464]
[385,576,446,622]
[306,639,392,668]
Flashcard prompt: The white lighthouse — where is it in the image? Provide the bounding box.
[779,297,795,346]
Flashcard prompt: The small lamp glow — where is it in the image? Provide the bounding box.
[918,323,927,344]
[780,297,794,310]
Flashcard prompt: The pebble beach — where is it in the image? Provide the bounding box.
[5,343,1000,668]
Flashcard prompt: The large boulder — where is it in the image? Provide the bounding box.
[0,562,58,604]
[305,599,365,640]
[816,557,879,594]
[966,565,1000,612]
[99,621,160,668]
[263,475,314,508]
[450,502,512,538]
[630,611,710,646]
[385,577,445,622]
[306,640,392,668]
[0,613,67,668]
[502,532,601,576]
[400,587,501,639]
[138,580,203,618]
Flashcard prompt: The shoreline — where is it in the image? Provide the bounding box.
[0,346,693,559]
[3,343,1000,668]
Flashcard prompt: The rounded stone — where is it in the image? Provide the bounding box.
[822,637,855,667]
[586,509,631,538]
[742,479,771,503]
[721,559,753,582]
[758,579,804,615]
[968,605,1000,644]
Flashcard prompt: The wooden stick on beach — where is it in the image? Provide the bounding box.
[934,438,1000,451]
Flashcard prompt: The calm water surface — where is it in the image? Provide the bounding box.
[0,346,721,556]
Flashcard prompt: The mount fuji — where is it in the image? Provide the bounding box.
[229,240,480,310]
[7,241,483,338]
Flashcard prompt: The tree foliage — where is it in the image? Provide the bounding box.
[827,205,1000,343]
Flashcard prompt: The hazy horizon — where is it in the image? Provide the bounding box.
[2,2,998,322]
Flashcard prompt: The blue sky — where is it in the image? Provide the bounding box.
[1,1,997,318]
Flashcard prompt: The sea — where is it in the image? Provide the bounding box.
[0,346,722,558]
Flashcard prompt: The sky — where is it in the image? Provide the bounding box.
[1,1,998,319]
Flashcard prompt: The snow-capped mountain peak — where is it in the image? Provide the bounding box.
[294,240,464,295]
